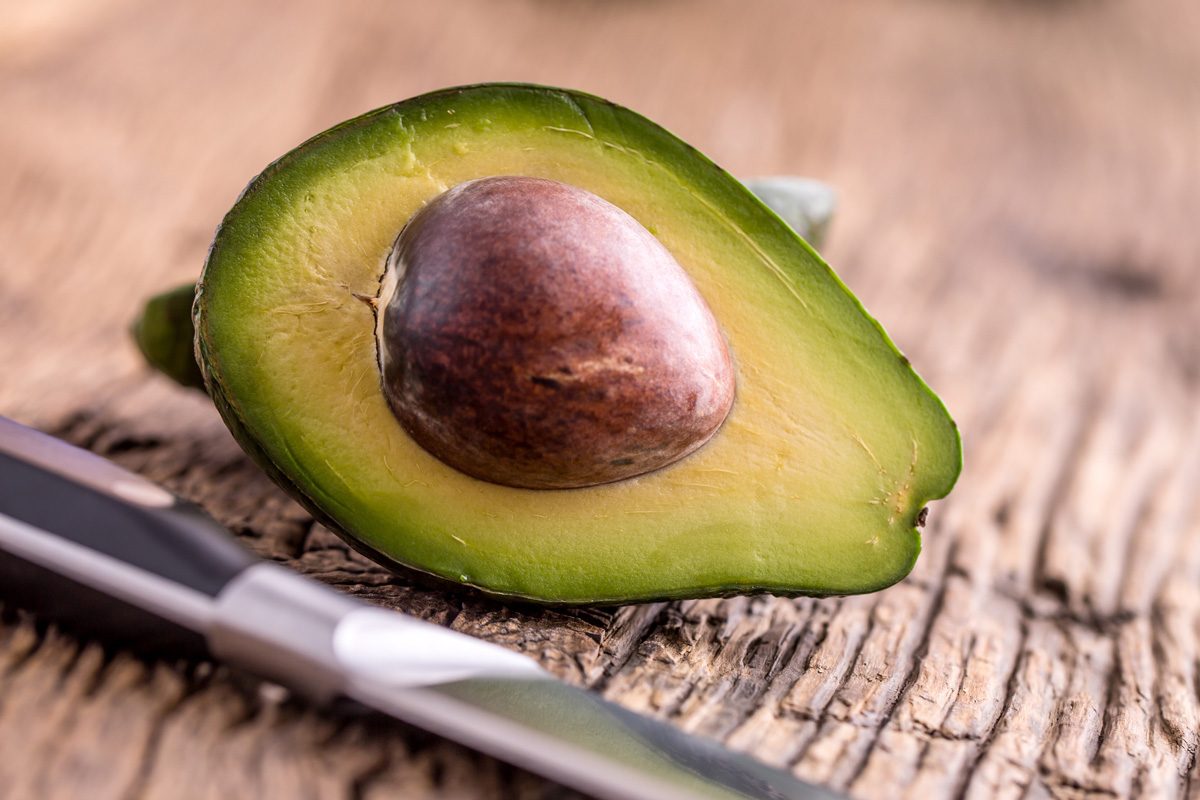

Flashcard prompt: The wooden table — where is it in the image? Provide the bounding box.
[3,1,1198,797]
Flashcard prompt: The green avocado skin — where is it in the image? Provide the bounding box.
[185,83,961,605]
[131,284,207,390]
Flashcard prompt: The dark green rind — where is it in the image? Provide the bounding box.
[195,83,962,604]
[131,284,206,390]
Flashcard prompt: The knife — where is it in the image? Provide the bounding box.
[0,415,843,800]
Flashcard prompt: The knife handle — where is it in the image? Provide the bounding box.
[0,416,255,657]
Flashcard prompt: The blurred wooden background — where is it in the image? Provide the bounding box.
[2,0,1199,798]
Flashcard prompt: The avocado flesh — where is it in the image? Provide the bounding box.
[197,84,961,604]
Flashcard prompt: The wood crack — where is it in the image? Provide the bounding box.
[1031,392,1100,604]
[120,668,206,800]
[845,545,956,792]
[956,617,1029,798]
[588,601,672,692]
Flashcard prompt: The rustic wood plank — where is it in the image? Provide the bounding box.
[2,0,1199,798]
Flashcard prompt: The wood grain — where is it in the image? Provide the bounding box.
[2,0,1198,798]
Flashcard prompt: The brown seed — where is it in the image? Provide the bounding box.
[377,176,735,489]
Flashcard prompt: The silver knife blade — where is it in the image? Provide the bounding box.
[210,564,842,800]
[349,678,842,800]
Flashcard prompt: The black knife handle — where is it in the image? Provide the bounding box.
[0,417,256,656]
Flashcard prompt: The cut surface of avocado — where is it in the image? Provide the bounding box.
[197,84,961,604]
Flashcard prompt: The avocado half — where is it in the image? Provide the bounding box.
[190,83,960,604]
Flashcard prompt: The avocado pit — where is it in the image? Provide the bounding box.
[377,175,735,489]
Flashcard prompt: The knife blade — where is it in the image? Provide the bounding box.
[0,416,843,800]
